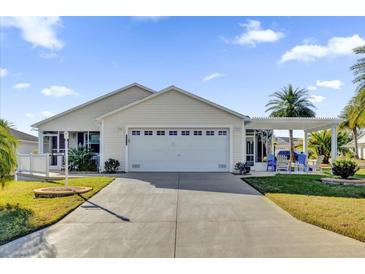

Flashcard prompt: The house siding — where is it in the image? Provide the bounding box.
[17,141,38,154]
[102,89,244,171]
[37,86,153,131]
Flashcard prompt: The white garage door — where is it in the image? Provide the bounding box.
[128,128,230,172]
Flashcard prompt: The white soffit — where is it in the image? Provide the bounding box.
[245,117,342,131]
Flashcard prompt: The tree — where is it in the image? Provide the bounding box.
[0,119,18,181]
[351,46,365,93]
[266,84,316,162]
[339,95,365,159]
[309,130,350,164]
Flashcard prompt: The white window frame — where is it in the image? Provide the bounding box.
[169,130,178,136]
[157,130,165,136]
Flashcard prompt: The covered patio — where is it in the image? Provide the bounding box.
[244,117,342,171]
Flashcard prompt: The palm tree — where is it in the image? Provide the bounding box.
[339,93,365,158]
[351,46,365,93]
[0,119,18,181]
[309,130,350,164]
[266,84,316,162]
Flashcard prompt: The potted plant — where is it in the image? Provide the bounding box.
[234,162,251,175]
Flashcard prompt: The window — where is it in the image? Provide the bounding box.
[132,130,140,136]
[157,130,165,136]
[181,130,190,136]
[193,130,202,136]
[218,130,227,136]
[169,130,178,136]
[89,132,100,153]
[206,130,215,136]
[144,130,153,136]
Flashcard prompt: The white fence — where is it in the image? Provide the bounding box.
[17,153,50,177]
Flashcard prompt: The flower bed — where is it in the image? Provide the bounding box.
[321,177,365,187]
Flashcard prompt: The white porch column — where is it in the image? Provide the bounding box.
[253,130,256,164]
[38,130,43,153]
[242,124,247,163]
[331,126,337,161]
[303,130,308,155]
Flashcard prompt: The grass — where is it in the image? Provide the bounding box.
[244,174,365,242]
[0,177,114,245]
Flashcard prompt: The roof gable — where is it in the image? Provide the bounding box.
[96,85,249,121]
[32,83,155,128]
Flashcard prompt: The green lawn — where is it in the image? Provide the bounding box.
[244,174,365,242]
[0,177,114,245]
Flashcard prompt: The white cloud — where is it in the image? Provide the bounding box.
[308,95,326,103]
[131,16,167,22]
[0,17,63,50]
[307,85,317,91]
[0,67,8,77]
[41,86,78,97]
[280,34,365,63]
[25,113,35,119]
[13,82,31,89]
[202,72,224,82]
[233,20,284,47]
[316,80,343,90]
[40,111,55,119]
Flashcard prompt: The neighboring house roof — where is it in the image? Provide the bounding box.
[96,85,250,121]
[9,128,38,142]
[31,83,156,128]
[275,136,303,145]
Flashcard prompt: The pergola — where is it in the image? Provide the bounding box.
[245,117,342,160]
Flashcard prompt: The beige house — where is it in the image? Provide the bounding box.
[346,132,365,160]
[273,136,303,154]
[10,128,38,154]
[32,83,341,172]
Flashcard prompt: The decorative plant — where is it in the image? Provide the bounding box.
[104,158,120,173]
[68,146,97,171]
[332,159,359,179]
[234,162,250,175]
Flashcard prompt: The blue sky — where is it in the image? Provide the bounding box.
[1,16,365,136]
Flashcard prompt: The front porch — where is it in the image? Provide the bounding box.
[38,131,100,170]
[244,117,342,172]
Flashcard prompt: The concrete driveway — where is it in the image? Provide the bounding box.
[1,172,365,257]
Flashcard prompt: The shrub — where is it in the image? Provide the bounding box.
[104,158,120,173]
[332,159,359,179]
[68,146,97,171]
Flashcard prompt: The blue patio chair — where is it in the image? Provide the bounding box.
[266,154,276,171]
[297,153,307,173]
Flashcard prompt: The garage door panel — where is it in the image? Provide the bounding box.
[128,128,229,172]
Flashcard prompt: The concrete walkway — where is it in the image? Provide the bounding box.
[1,172,365,257]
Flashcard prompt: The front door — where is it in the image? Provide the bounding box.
[246,136,254,167]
